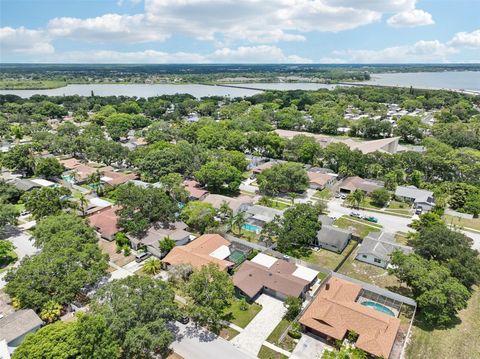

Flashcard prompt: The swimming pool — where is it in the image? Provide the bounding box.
[361,301,395,317]
[242,223,262,234]
[62,174,75,183]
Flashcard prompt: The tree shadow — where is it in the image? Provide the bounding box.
[0,225,23,240]
[172,322,218,343]
[413,312,462,332]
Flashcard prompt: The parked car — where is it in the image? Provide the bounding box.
[415,207,423,215]
[335,193,341,198]
[350,211,361,218]
[179,315,190,324]
[340,194,347,200]
[135,251,151,263]
[364,216,378,223]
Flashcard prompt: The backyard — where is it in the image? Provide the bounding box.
[302,241,357,270]
[406,287,480,359]
[333,216,383,238]
[223,299,262,328]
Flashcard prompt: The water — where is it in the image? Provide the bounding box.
[361,300,395,316]
[242,223,262,234]
[356,71,480,92]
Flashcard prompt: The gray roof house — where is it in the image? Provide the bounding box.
[356,231,413,268]
[128,221,193,258]
[394,185,435,211]
[0,309,43,347]
[10,178,41,192]
[246,205,284,225]
[316,225,352,253]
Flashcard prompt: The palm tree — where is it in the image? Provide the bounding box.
[217,201,232,223]
[78,194,89,217]
[347,189,365,209]
[143,258,162,276]
[231,212,246,235]
[40,300,62,323]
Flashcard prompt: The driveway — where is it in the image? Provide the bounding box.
[172,322,255,359]
[290,334,333,359]
[231,294,287,356]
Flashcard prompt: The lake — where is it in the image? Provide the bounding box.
[356,71,480,92]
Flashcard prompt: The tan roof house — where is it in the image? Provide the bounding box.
[300,277,400,359]
[88,205,121,240]
[307,171,336,190]
[162,234,234,271]
[339,176,384,194]
[202,194,254,214]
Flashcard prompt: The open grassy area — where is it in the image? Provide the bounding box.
[224,299,262,328]
[334,216,382,238]
[337,248,406,292]
[219,327,240,341]
[302,241,357,270]
[258,345,288,359]
[0,79,67,90]
[444,214,480,232]
[313,188,333,200]
[406,287,480,359]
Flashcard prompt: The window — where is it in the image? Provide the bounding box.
[374,258,382,264]
[362,255,367,258]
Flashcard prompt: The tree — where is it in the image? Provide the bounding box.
[40,300,62,323]
[159,236,176,255]
[394,115,425,143]
[284,296,302,321]
[230,212,246,235]
[0,204,19,232]
[284,135,322,164]
[185,263,234,332]
[390,252,470,326]
[346,189,365,209]
[105,113,133,140]
[181,201,217,234]
[370,188,391,207]
[160,173,189,203]
[410,212,444,231]
[257,162,309,195]
[0,240,16,266]
[1,144,35,175]
[217,201,233,223]
[78,193,89,217]
[21,186,72,220]
[115,183,177,236]
[0,180,24,204]
[34,157,64,179]
[143,258,162,275]
[195,161,242,193]
[322,345,367,359]
[276,204,321,257]
[122,320,173,359]
[91,276,178,354]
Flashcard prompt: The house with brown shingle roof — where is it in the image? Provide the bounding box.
[162,234,234,271]
[87,205,121,240]
[338,176,384,194]
[184,180,209,200]
[300,277,400,359]
[307,171,336,190]
[233,253,318,301]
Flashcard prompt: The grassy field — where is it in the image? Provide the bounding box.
[313,188,333,200]
[266,319,297,352]
[258,345,288,359]
[0,80,67,89]
[444,214,480,232]
[406,287,480,359]
[224,299,262,328]
[334,216,382,238]
[302,241,357,270]
[219,327,240,341]
[337,248,406,292]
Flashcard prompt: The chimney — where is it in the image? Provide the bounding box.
[326,283,330,290]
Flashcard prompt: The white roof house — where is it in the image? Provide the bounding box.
[292,265,319,283]
[251,253,278,269]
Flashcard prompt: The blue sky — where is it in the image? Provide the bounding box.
[1,0,479,63]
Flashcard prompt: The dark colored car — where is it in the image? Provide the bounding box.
[179,315,190,324]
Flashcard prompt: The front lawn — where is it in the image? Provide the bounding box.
[224,299,262,328]
[266,319,297,352]
[406,287,480,359]
[443,214,480,232]
[301,241,357,270]
[337,248,407,292]
[387,200,412,214]
[219,327,240,341]
[257,345,288,359]
[313,188,333,200]
[333,216,382,238]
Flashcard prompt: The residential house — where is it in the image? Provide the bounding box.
[339,176,384,194]
[307,171,336,190]
[100,170,138,187]
[394,185,435,211]
[87,205,121,241]
[356,231,413,268]
[300,277,401,359]
[233,253,318,301]
[29,178,56,187]
[184,180,209,200]
[251,160,284,175]
[9,178,41,192]
[162,234,234,271]
[243,204,284,233]
[0,309,43,348]
[316,224,352,253]
[128,221,193,258]
[202,194,254,214]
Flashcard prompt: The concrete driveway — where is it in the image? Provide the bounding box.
[172,322,255,359]
[290,334,333,359]
[231,294,287,356]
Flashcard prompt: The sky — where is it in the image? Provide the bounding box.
[0,0,479,64]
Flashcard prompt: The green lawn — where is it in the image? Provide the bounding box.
[387,201,412,214]
[260,199,291,210]
[257,345,288,359]
[313,188,333,200]
[219,327,240,341]
[266,319,298,352]
[444,214,480,232]
[224,299,262,328]
[406,287,480,359]
[333,216,382,238]
[302,241,357,270]
[337,248,407,292]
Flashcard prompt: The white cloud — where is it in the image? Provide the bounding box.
[449,29,480,48]
[31,46,311,64]
[0,27,54,55]
[387,9,434,27]
[326,40,457,63]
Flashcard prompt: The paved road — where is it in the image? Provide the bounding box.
[171,322,255,359]
[231,294,286,356]
[327,198,480,250]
